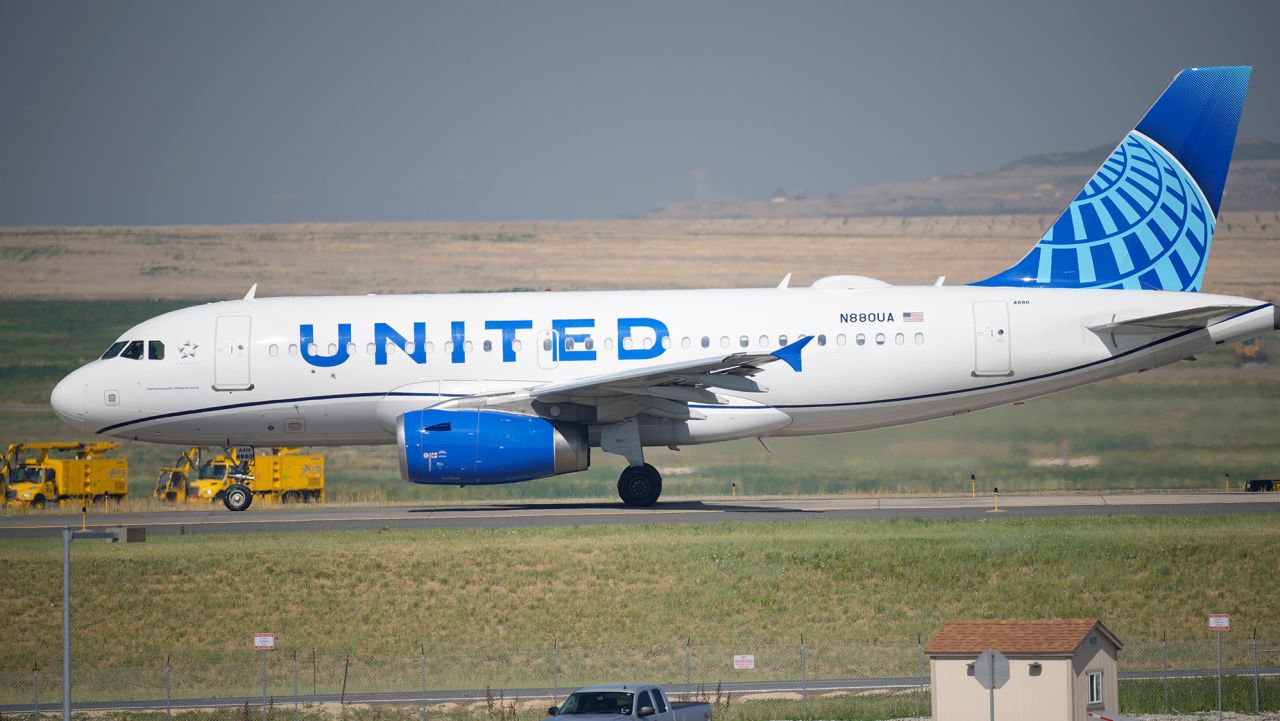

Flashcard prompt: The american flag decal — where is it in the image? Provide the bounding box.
[903,311,925,322]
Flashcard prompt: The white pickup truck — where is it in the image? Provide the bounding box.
[545,685,711,721]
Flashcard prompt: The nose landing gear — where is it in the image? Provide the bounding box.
[617,464,662,506]
[223,483,253,512]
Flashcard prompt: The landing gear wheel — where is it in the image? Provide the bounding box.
[223,483,253,512]
[617,464,662,507]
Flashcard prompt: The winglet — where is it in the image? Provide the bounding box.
[772,335,814,372]
[243,283,258,301]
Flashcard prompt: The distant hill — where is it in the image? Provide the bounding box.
[650,139,1280,219]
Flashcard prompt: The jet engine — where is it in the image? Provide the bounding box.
[397,409,589,485]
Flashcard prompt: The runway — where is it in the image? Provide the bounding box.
[1,491,1277,538]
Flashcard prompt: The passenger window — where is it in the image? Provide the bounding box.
[366,343,375,355]
[652,690,667,714]
[289,344,299,357]
[622,337,634,351]
[464,341,473,352]
[681,337,691,349]
[759,335,769,347]
[660,336,671,349]
[565,338,575,351]
[701,336,710,348]
[346,342,357,355]
[720,336,730,348]
[779,334,788,346]
[875,333,886,346]
[406,342,416,354]
[427,341,437,353]
[836,334,846,347]
[148,340,165,360]
[507,340,516,353]
[643,337,654,350]
[585,337,595,351]
[856,334,866,346]
[739,335,749,348]
[483,340,493,352]
[604,338,614,351]
[445,341,455,353]
[269,344,279,358]
[327,343,337,354]
[895,333,905,345]
[914,332,924,345]
[100,341,127,360]
[120,340,144,360]
[637,691,653,713]
[542,338,552,351]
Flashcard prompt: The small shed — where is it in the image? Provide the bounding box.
[926,619,1124,721]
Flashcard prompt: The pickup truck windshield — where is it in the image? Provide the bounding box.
[559,692,634,715]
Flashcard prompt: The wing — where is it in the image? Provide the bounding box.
[1088,305,1257,336]
[438,336,813,423]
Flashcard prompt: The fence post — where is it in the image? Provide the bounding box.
[165,655,172,720]
[799,636,808,719]
[32,661,40,720]
[1216,632,1223,721]
[1161,633,1169,713]
[340,656,350,705]
[551,638,559,695]
[261,650,270,721]
[311,650,317,698]
[1253,629,1260,714]
[292,650,300,721]
[684,640,691,688]
[917,634,927,687]
[419,646,429,721]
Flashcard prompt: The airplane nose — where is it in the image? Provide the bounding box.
[50,371,87,431]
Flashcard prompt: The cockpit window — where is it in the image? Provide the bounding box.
[120,340,144,360]
[148,341,165,360]
[101,341,128,360]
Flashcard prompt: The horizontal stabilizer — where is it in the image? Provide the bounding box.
[1088,304,1255,335]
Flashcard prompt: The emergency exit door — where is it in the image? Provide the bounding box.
[972,301,1012,377]
[214,315,253,390]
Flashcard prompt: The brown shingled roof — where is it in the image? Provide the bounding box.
[925,619,1123,656]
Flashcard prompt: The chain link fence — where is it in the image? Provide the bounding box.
[2,636,1278,721]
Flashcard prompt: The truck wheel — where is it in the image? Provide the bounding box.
[617,464,662,507]
[223,484,253,512]
[32,495,46,510]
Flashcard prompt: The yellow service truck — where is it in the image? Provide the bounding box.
[154,447,324,508]
[2,442,128,509]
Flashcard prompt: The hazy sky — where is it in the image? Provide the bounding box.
[2,1,1277,225]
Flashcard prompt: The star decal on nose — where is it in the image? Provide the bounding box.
[179,341,199,359]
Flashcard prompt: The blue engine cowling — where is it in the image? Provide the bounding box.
[397,409,590,485]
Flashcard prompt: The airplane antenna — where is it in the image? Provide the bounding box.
[243,283,258,300]
[777,273,792,289]
[934,276,946,287]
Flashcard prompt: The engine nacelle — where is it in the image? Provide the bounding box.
[397,409,589,485]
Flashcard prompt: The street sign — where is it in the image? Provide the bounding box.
[974,650,1010,690]
[1208,614,1230,631]
[732,654,755,670]
[253,633,275,650]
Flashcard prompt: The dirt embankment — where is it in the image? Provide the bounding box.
[2,213,1277,302]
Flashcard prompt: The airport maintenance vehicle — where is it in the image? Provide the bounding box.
[545,685,711,721]
[2,442,128,509]
[153,446,324,508]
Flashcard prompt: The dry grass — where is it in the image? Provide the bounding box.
[2,213,1277,302]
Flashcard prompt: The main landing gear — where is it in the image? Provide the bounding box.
[617,464,662,507]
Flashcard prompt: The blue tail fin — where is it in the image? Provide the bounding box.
[973,66,1251,291]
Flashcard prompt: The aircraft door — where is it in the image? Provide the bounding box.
[214,315,254,390]
[972,301,1012,376]
[537,330,559,370]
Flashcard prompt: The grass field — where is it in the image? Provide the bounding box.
[1,298,1279,504]
[2,515,1278,669]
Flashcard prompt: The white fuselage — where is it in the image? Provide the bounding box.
[50,284,1276,451]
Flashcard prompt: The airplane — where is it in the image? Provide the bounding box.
[50,66,1275,510]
